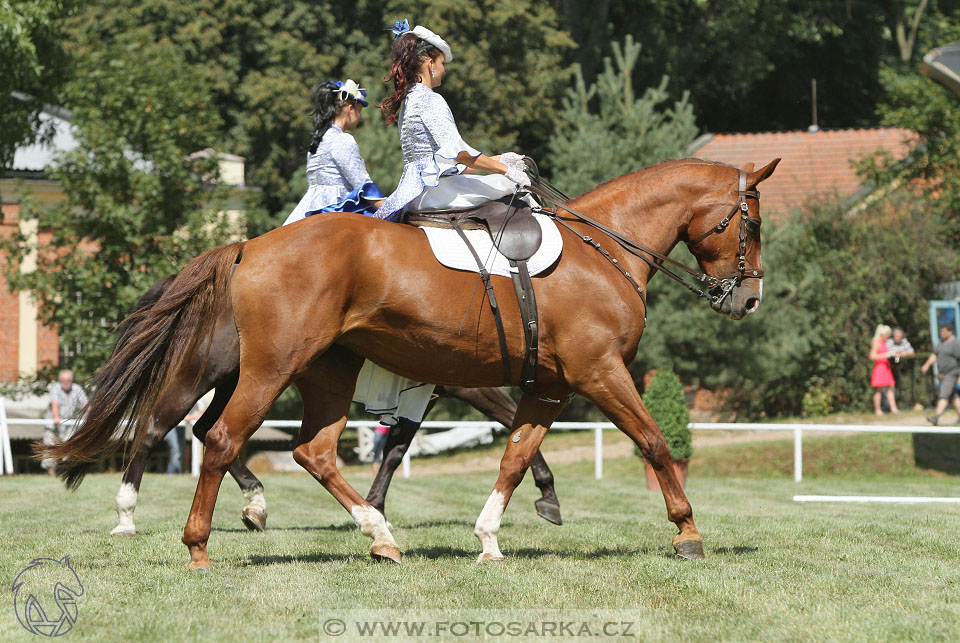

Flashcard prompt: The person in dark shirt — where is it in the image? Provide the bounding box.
[921,324,960,425]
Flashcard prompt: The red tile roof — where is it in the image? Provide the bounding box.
[691,128,915,215]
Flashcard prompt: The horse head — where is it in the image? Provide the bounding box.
[685,159,780,320]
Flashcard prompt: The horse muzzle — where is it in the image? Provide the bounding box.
[711,280,762,320]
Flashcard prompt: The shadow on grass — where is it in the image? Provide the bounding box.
[711,545,758,555]
[212,523,356,534]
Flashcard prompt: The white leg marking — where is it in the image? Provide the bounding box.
[111,482,138,536]
[474,490,506,562]
[242,487,267,512]
[351,505,398,547]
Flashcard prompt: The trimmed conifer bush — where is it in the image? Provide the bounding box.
[641,370,692,460]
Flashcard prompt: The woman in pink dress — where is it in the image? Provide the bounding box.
[870,324,898,415]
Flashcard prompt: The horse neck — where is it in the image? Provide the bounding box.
[568,164,707,279]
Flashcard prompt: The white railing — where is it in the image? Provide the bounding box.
[2,403,959,483]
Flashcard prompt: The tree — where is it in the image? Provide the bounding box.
[547,36,698,196]
[0,0,74,172]
[0,37,233,379]
[63,0,574,235]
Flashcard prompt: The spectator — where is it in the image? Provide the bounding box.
[42,369,89,476]
[869,324,898,415]
[169,391,213,474]
[922,324,960,425]
[885,327,915,408]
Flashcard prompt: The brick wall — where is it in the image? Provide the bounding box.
[0,204,21,381]
[0,204,60,382]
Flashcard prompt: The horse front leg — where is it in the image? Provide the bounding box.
[292,348,401,563]
[364,417,423,518]
[575,360,704,560]
[445,385,562,525]
[474,395,566,562]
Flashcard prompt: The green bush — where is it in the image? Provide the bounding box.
[801,376,834,418]
[641,370,692,460]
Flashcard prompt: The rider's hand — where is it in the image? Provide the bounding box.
[504,164,530,187]
[500,152,524,168]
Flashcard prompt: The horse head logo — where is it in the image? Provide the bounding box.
[12,556,84,637]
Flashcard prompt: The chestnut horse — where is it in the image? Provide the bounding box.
[43,158,779,569]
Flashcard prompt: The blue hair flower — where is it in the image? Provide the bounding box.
[390,19,410,40]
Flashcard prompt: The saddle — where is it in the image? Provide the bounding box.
[405,197,543,393]
[406,197,542,261]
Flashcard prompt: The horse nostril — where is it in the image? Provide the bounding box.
[745,297,760,313]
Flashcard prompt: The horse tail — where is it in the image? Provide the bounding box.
[36,242,245,490]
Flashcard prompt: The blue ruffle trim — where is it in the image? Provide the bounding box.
[306,181,386,217]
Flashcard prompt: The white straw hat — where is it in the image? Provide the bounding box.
[411,25,453,62]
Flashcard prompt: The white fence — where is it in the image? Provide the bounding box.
[3,400,960,483]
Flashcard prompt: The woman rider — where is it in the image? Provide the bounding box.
[352,21,533,428]
[373,20,530,221]
[283,79,384,226]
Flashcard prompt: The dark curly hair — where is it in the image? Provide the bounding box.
[381,33,442,126]
[308,81,356,154]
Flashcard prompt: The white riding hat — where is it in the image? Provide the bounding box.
[411,25,453,62]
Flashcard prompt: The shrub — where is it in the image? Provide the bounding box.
[801,376,834,418]
[641,370,692,460]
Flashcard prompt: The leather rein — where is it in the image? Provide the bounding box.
[523,162,762,310]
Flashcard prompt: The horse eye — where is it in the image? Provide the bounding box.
[746,219,761,234]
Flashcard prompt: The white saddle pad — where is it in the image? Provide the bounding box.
[419,213,563,278]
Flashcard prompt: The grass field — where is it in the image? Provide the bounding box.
[2,441,960,641]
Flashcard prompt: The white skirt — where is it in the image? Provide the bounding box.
[405,173,529,212]
[352,361,435,425]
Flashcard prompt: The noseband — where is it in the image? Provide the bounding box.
[526,165,763,310]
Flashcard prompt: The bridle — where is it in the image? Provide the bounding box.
[524,163,763,310]
[684,169,763,307]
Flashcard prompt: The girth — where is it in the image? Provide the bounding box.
[406,197,542,392]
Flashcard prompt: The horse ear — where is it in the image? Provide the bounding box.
[747,158,780,187]
[741,162,755,173]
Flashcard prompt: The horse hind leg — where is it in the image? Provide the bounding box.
[111,420,169,536]
[188,376,268,532]
[474,395,566,563]
[181,371,288,570]
[292,348,401,563]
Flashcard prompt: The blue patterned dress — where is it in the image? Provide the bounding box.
[283,125,382,226]
[374,83,520,221]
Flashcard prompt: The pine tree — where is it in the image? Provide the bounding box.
[547,36,698,196]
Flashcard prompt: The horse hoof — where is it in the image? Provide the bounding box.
[476,552,505,564]
[186,560,212,571]
[534,498,563,525]
[241,507,267,532]
[370,543,402,564]
[674,539,706,560]
[110,526,137,537]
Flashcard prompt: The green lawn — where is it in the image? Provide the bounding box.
[2,455,959,641]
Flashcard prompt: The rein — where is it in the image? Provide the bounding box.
[523,161,762,308]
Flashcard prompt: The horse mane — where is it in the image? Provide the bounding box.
[570,157,737,204]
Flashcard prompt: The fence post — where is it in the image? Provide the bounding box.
[402,450,411,478]
[594,424,603,480]
[794,428,803,482]
[0,398,13,475]
[191,434,203,477]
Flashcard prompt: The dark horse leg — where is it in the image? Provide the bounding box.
[364,385,562,525]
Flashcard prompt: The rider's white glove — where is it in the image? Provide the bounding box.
[504,164,530,187]
[500,152,524,168]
